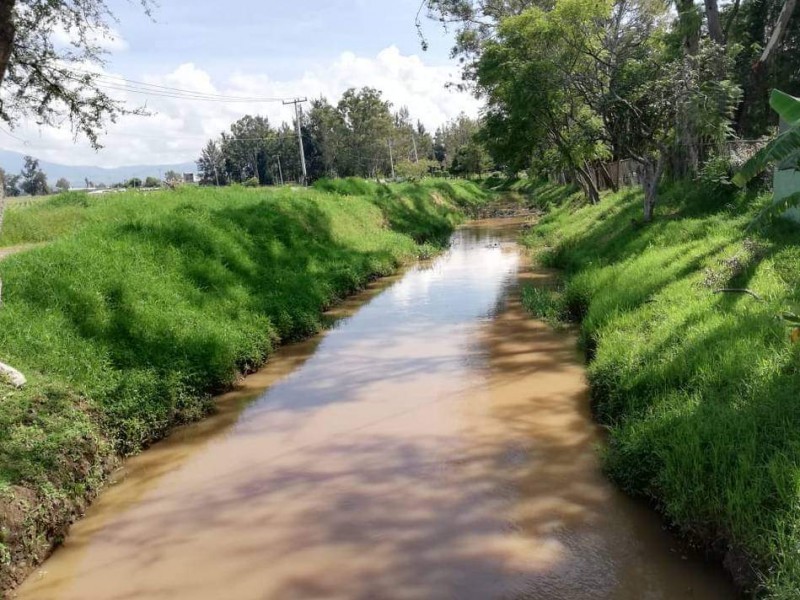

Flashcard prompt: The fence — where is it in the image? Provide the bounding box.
[550,140,768,192]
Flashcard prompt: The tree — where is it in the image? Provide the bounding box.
[197,140,226,185]
[0,167,20,197]
[475,0,615,203]
[144,176,161,188]
[220,115,275,185]
[55,177,70,192]
[305,98,345,180]
[126,177,142,188]
[336,88,395,178]
[0,0,151,310]
[0,1,151,147]
[450,142,492,176]
[704,0,724,45]
[434,114,482,169]
[457,0,743,217]
[19,156,49,195]
[421,0,547,83]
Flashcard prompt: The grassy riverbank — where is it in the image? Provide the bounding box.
[0,179,489,591]
[521,180,800,597]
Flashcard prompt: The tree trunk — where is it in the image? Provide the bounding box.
[678,0,700,55]
[0,172,4,306]
[704,0,725,44]
[643,172,657,222]
[757,0,797,67]
[739,0,797,134]
[575,163,601,205]
[0,0,15,87]
[641,155,665,223]
[723,0,741,40]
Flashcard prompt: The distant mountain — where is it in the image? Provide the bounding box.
[0,149,197,188]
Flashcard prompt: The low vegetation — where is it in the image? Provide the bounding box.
[0,179,489,591]
[522,180,800,597]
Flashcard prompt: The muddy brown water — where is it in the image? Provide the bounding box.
[16,220,737,600]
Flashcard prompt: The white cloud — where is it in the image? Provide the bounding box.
[0,47,481,168]
[51,25,129,52]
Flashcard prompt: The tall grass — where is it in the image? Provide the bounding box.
[0,180,489,590]
[523,180,800,597]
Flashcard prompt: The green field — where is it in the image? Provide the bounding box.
[0,178,490,589]
[521,180,800,597]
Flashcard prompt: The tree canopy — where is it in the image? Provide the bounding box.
[197,87,488,184]
[425,0,798,219]
[0,0,152,147]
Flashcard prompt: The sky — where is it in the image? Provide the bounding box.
[0,0,482,168]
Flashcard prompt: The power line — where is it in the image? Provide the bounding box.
[87,72,290,102]
[0,127,30,144]
[83,80,289,104]
[65,69,293,104]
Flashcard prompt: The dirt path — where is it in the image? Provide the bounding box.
[0,243,43,261]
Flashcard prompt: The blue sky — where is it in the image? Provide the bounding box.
[110,0,455,79]
[0,1,479,167]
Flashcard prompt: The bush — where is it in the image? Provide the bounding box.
[313,177,380,196]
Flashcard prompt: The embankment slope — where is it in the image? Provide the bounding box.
[522,180,800,597]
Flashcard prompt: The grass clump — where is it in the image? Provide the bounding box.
[522,179,800,597]
[0,179,486,590]
[521,285,568,327]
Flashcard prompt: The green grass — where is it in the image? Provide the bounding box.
[520,285,569,327]
[313,177,494,240]
[0,179,489,589]
[522,179,800,597]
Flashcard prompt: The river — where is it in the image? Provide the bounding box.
[16,220,736,599]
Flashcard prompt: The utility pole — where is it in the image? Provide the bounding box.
[283,98,308,185]
[388,139,396,180]
[411,134,419,163]
[277,155,284,186]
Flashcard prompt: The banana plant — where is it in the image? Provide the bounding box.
[734,91,800,344]
[733,89,800,188]
[734,90,800,226]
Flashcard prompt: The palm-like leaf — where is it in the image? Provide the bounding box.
[733,129,800,186]
[771,89,800,127]
[733,90,800,187]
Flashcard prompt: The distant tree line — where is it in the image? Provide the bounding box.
[197,87,491,185]
[0,156,59,196]
[0,156,180,196]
